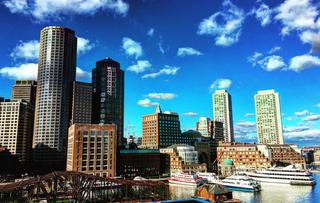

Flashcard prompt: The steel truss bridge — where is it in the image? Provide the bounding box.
[0,171,169,202]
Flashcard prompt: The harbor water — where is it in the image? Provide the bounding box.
[169,172,320,203]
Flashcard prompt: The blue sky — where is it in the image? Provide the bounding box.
[0,0,320,147]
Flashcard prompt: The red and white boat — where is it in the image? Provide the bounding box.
[167,173,205,186]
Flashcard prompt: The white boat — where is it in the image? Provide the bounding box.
[246,165,316,186]
[210,175,261,192]
[196,172,217,183]
[167,173,205,186]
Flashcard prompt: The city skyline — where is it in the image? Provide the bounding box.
[0,0,320,147]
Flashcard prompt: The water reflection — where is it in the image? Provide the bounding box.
[169,173,320,203]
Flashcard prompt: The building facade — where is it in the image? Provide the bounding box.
[67,124,117,177]
[117,149,161,179]
[254,90,284,144]
[160,144,207,175]
[268,145,305,169]
[92,58,124,145]
[12,80,37,106]
[71,81,92,124]
[142,105,182,149]
[0,99,34,162]
[217,142,272,170]
[212,121,224,141]
[33,26,77,164]
[213,90,234,143]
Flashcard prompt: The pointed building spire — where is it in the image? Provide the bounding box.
[155,104,162,113]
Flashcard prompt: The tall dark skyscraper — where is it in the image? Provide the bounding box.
[33,26,77,166]
[71,81,92,124]
[92,58,124,145]
[12,80,37,106]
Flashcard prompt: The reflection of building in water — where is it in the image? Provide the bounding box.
[169,184,196,200]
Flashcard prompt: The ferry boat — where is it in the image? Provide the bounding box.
[210,175,261,192]
[245,165,316,185]
[167,173,205,186]
[196,172,217,183]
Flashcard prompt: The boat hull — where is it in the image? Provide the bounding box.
[168,179,200,186]
[247,176,315,186]
[210,182,259,192]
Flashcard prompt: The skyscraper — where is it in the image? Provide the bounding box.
[12,80,37,106]
[142,105,182,149]
[196,117,211,137]
[0,99,34,162]
[254,90,284,144]
[213,90,234,143]
[92,58,124,145]
[33,26,77,165]
[71,81,92,124]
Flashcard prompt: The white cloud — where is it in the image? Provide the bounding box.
[182,112,198,117]
[289,54,320,72]
[210,78,232,90]
[0,63,38,80]
[284,126,310,132]
[316,104,320,108]
[10,40,40,60]
[237,121,255,127]
[122,37,143,59]
[274,0,319,35]
[247,52,263,66]
[300,31,320,52]
[3,0,129,21]
[285,117,295,121]
[147,28,154,37]
[294,110,310,117]
[158,38,165,54]
[245,113,255,117]
[197,0,245,46]
[147,93,177,100]
[252,3,273,27]
[257,55,286,71]
[177,47,203,57]
[137,98,158,107]
[0,63,90,81]
[76,67,91,80]
[268,46,281,54]
[142,65,179,79]
[284,128,320,140]
[127,60,151,74]
[303,115,320,121]
[77,37,95,55]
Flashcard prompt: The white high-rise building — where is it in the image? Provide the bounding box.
[196,117,211,137]
[213,90,234,143]
[254,90,284,144]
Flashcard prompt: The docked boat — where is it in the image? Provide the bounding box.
[210,175,261,192]
[246,165,316,185]
[196,172,217,183]
[167,173,205,186]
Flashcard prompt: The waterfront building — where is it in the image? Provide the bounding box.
[160,144,207,175]
[12,80,37,106]
[213,90,234,143]
[33,26,77,166]
[219,159,236,177]
[71,81,92,124]
[92,58,124,145]
[195,184,233,203]
[66,123,117,177]
[217,142,272,170]
[142,105,182,149]
[268,145,306,169]
[301,146,320,164]
[254,90,284,144]
[0,99,34,162]
[196,117,211,137]
[314,150,320,165]
[117,149,161,178]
